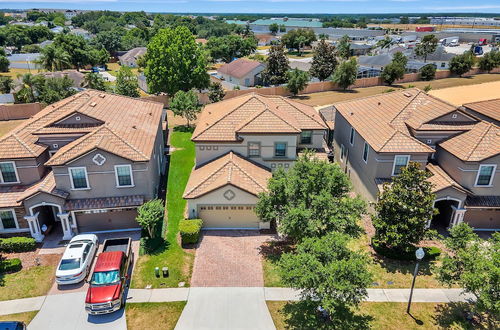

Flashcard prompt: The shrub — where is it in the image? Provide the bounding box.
[420,64,436,81]
[179,219,203,245]
[0,237,37,253]
[136,199,164,239]
[372,238,440,261]
[0,258,22,273]
[139,236,166,255]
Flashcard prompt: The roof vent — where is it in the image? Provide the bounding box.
[403,92,412,97]
[378,102,381,106]
[98,94,105,98]
[132,125,137,129]
[89,102,97,107]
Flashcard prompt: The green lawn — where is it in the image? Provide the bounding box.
[267,301,482,330]
[0,265,56,301]
[0,311,38,325]
[131,128,195,288]
[126,302,186,330]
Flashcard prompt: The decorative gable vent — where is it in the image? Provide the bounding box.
[92,153,106,166]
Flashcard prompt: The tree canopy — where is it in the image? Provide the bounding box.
[336,35,351,60]
[82,73,107,91]
[415,34,438,63]
[449,51,474,77]
[261,43,289,86]
[281,29,317,54]
[381,52,407,85]
[286,68,309,96]
[208,82,225,103]
[309,39,337,81]
[169,89,202,127]
[206,34,257,63]
[115,66,140,97]
[332,58,358,90]
[15,73,76,105]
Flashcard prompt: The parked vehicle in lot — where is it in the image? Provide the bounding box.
[0,321,26,330]
[55,234,99,285]
[85,238,133,315]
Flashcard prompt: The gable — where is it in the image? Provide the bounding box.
[429,110,477,125]
[54,112,103,127]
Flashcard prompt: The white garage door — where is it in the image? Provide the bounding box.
[199,205,260,229]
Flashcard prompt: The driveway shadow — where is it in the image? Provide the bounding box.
[87,307,125,324]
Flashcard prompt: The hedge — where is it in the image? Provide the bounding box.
[179,219,203,245]
[0,258,22,273]
[0,237,37,253]
[372,238,441,261]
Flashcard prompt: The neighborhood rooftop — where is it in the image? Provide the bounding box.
[463,98,500,122]
[217,58,263,79]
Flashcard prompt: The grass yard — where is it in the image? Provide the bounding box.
[0,68,40,79]
[297,73,500,107]
[0,311,38,325]
[131,128,195,289]
[126,302,186,330]
[106,62,140,77]
[0,119,25,137]
[0,265,56,301]
[267,301,482,330]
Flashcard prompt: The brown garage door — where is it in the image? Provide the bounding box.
[76,209,139,233]
[199,205,259,229]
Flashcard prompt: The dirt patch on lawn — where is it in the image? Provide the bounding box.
[3,248,61,269]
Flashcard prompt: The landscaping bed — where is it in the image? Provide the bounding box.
[126,302,186,330]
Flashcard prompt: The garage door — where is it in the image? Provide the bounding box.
[199,205,259,229]
[76,209,139,233]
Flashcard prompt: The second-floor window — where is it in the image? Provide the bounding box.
[392,155,410,176]
[0,162,19,183]
[349,127,355,145]
[362,142,369,163]
[274,142,287,157]
[300,130,312,144]
[475,164,496,187]
[248,142,261,157]
[69,167,89,190]
[115,165,134,187]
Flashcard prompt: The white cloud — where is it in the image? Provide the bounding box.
[427,5,500,10]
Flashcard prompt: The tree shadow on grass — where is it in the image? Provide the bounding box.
[141,237,169,256]
[433,302,494,330]
[173,125,194,133]
[281,300,373,330]
[371,252,434,277]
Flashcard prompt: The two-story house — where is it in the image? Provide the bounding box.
[183,93,328,229]
[332,88,499,231]
[0,90,165,242]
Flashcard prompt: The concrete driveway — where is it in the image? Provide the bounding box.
[191,231,274,287]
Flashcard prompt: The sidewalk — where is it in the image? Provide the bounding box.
[0,287,475,317]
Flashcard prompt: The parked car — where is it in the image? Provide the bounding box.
[55,234,99,285]
[0,321,26,329]
[85,238,133,315]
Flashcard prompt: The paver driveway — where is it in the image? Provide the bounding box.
[191,230,274,287]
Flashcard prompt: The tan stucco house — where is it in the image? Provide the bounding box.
[217,58,265,87]
[332,88,499,231]
[0,90,165,241]
[183,93,328,229]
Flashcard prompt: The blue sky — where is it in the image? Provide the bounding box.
[2,1,500,14]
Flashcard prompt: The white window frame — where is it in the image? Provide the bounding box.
[362,142,369,163]
[349,127,355,146]
[114,164,135,188]
[0,209,19,231]
[68,166,90,190]
[0,161,20,184]
[391,155,410,176]
[474,164,496,187]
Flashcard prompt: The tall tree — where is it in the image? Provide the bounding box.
[478,50,500,72]
[93,28,124,55]
[436,223,499,326]
[256,152,365,242]
[169,89,201,127]
[336,34,351,60]
[332,58,358,90]
[376,36,393,50]
[145,26,209,96]
[15,74,75,104]
[449,51,474,77]
[115,66,140,97]
[420,64,436,81]
[261,43,289,86]
[381,52,407,85]
[0,76,13,93]
[269,23,279,35]
[207,82,225,103]
[281,29,316,54]
[415,34,438,63]
[37,44,72,71]
[309,39,337,81]
[81,73,107,91]
[206,34,257,63]
[286,68,309,96]
[372,162,436,253]
[0,53,9,73]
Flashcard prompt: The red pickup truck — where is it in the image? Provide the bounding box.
[85,238,132,315]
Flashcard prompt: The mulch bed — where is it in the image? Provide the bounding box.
[2,246,61,269]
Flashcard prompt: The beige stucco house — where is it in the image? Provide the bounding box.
[0,90,165,241]
[217,58,265,87]
[332,88,499,231]
[183,93,328,229]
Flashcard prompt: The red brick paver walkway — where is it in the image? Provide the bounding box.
[191,230,274,287]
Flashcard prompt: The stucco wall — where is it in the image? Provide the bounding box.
[1,157,45,185]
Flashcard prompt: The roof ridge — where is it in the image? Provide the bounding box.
[12,133,37,156]
[230,155,268,191]
[184,153,234,196]
[104,126,148,159]
[464,122,495,161]
[389,90,421,127]
[236,106,301,133]
[276,96,327,128]
[463,97,500,106]
[333,87,422,107]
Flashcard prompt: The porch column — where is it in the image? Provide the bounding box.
[57,212,74,240]
[450,207,467,228]
[24,212,44,242]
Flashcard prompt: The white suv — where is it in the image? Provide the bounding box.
[56,234,99,285]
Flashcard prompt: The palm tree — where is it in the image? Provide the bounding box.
[81,72,107,91]
[37,45,72,72]
[376,37,394,51]
[16,73,37,103]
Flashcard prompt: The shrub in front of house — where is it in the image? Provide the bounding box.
[179,219,203,245]
[0,258,22,273]
[0,237,37,253]
[372,238,441,261]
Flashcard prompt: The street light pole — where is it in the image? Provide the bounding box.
[407,247,425,314]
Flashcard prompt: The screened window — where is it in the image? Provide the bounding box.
[300,130,313,144]
[392,155,410,175]
[0,210,17,230]
[362,142,369,163]
[275,142,287,157]
[69,167,89,189]
[248,142,261,157]
[475,165,496,186]
[0,162,18,183]
[349,127,355,145]
[115,165,133,187]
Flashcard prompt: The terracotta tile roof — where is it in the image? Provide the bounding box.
[426,163,468,194]
[333,89,458,153]
[0,90,163,163]
[192,93,327,142]
[438,121,500,162]
[183,152,271,199]
[463,98,500,122]
[217,58,264,79]
[64,195,144,211]
[0,172,68,208]
[319,106,336,130]
[465,195,500,208]
[417,122,476,131]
